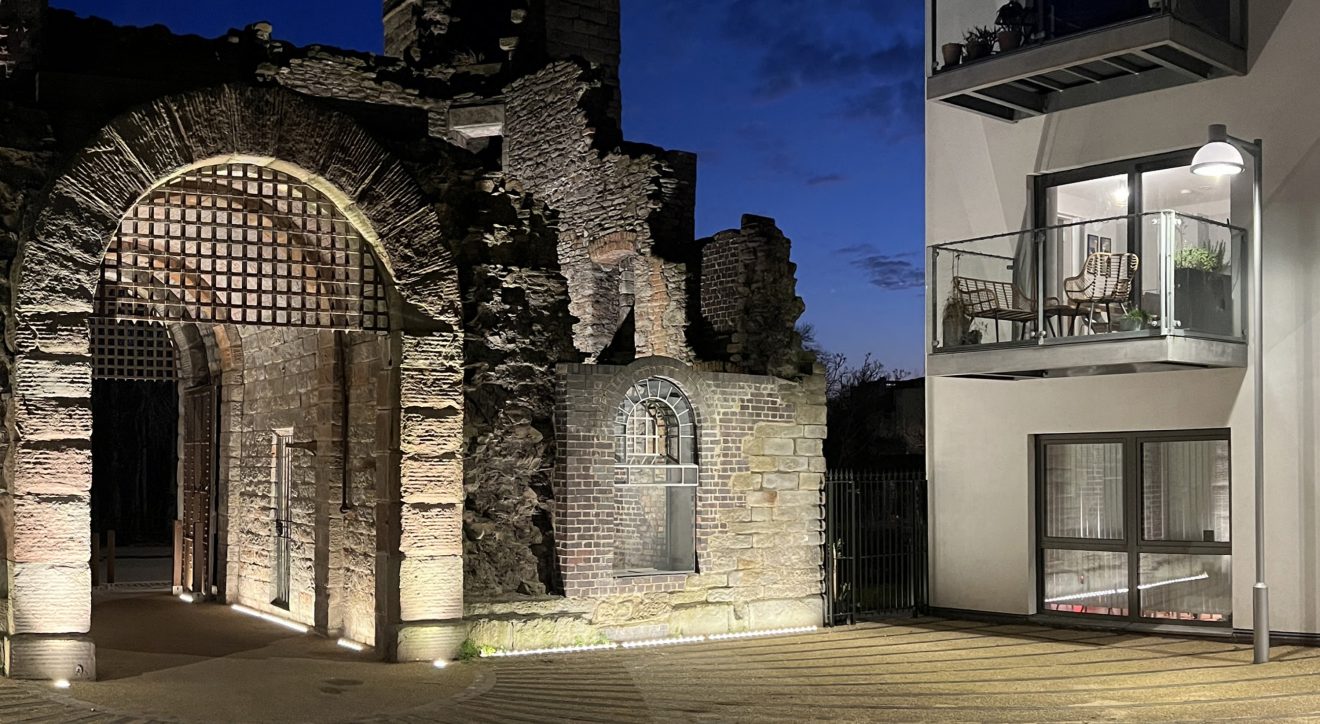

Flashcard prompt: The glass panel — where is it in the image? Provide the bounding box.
[1141,166,1230,221]
[1047,175,1131,225]
[1044,443,1124,539]
[1170,216,1243,337]
[613,485,696,575]
[1142,439,1230,542]
[1139,553,1231,621]
[931,231,1037,350]
[1044,176,1138,337]
[1043,549,1129,616]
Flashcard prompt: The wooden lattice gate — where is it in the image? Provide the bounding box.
[180,385,218,595]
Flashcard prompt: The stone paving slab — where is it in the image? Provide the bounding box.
[10,618,1320,722]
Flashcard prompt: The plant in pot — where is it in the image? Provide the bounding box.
[995,0,1030,51]
[941,40,964,68]
[1116,307,1152,332]
[941,295,981,347]
[1173,242,1233,335]
[964,26,997,61]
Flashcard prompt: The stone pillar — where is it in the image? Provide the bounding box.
[6,316,95,680]
[390,331,465,661]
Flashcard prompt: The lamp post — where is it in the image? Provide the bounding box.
[1193,123,1266,664]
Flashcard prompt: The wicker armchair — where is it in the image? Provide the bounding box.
[952,276,1042,343]
[1064,252,1139,332]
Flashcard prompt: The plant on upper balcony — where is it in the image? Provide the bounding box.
[995,0,1031,51]
[1173,244,1226,273]
[964,26,997,61]
[941,39,965,69]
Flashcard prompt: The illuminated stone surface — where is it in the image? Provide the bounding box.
[0,0,818,679]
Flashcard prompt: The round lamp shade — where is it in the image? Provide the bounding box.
[1192,140,1245,177]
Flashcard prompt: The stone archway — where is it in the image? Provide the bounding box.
[7,84,465,680]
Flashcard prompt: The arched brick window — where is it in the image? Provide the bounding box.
[613,377,697,575]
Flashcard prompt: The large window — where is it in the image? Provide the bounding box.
[613,378,697,576]
[1038,431,1231,624]
[1035,149,1243,327]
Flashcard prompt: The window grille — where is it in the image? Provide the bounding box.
[90,317,177,381]
[614,377,697,486]
[612,377,698,576]
[95,163,389,332]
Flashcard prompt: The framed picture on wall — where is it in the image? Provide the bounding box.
[1086,235,1114,256]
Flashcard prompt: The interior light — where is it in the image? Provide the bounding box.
[432,659,448,669]
[52,679,71,689]
[336,638,367,652]
[1192,124,1245,177]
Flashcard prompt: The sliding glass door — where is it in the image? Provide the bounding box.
[1037,430,1231,625]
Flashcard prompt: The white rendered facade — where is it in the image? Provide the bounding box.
[923,0,1320,636]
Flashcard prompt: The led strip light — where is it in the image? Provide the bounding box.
[476,626,818,659]
[231,603,310,633]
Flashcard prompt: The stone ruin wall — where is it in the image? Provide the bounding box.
[0,2,819,659]
[464,360,826,650]
[504,60,696,362]
[697,215,808,379]
[224,327,389,646]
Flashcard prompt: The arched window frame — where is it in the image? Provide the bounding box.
[614,377,698,486]
[611,377,699,576]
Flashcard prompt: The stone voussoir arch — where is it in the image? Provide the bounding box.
[6,82,466,681]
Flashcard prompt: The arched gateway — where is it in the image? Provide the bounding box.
[7,84,465,680]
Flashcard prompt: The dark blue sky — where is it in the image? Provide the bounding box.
[50,0,926,372]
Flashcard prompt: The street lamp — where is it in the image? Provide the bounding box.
[1195,123,1266,664]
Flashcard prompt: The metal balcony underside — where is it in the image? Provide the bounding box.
[928,15,1247,122]
[927,334,1246,380]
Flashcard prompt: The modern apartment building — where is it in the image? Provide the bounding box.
[925,0,1319,640]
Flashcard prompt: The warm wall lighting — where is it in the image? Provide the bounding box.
[433,659,449,669]
[52,679,71,689]
[336,638,367,652]
[231,604,309,633]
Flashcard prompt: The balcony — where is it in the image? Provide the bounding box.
[929,0,1247,121]
[928,212,1247,378]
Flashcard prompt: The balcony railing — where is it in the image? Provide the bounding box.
[929,0,1247,121]
[930,212,1246,360]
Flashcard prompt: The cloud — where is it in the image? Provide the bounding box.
[805,173,847,187]
[720,0,924,139]
[735,121,849,187]
[839,246,924,291]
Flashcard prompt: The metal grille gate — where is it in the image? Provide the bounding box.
[181,385,217,595]
[824,469,929,625]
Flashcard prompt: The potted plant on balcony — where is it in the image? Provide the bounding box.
[995,0,1030,51]
[941,294,981,347]
[1173,243,1233,335]
[1116,307,1152,332]
[941,40,964,69]
[964,26,997,61]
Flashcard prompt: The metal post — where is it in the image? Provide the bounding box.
[1246,136,1268,664]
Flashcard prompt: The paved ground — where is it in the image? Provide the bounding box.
[8,600,1320,722]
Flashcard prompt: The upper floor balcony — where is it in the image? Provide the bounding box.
[928,211,1247,378]
[928,0,1248,121]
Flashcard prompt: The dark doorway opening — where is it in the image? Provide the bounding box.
[91,379,179,587]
